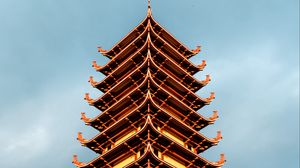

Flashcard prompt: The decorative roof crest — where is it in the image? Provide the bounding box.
[198,60,207,70]
[88,76,97,86]
[72,155,85,167]
[205,92,215,103]
[209,110,219,121]
[192,45,201,54]
[92,60,102,71]
[216,153,226,165]
[77,132,87,143]
[84,93,94,105]
[202,74,211,85]
[147,0,152,16]
[213,131,222,142]
[81,112,91,123]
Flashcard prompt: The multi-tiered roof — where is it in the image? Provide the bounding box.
[73,1,225,167]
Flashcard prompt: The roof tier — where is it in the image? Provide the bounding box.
[74,116,224,168]
[79,100,220,154]
[88,53,211,113]
[84,68,215,132]
[99,7,199,60]
[83,88,217,133]
[96,20,203,77]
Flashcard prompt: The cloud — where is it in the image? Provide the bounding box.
[197,40,299,167]
[2,127,49,161]
[0,0,298,168]
[0,74,94,167]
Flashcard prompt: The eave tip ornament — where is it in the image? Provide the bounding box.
[192,45,201,54]
[92,60,102,71]
[213,130,223,142]
[88,76,97,87]
[97,46,107,53]
[72,155,85,167]
[77,132,87,144]
[217,153,226,165]
[198,60,207,70]
[201,74,211,85]
[81,112,91,123]
[84,93,94,105]
[209,110,219,121]
[205,92,215,103]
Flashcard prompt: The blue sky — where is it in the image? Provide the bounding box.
[0,0,299,167]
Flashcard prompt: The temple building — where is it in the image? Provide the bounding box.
[73,1,225,167]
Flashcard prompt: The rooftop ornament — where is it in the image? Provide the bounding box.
[213,131,223,142]
[216,154,226,165]
[88,76,97,87]
[81,112,91,123]
[192,45,201,54]
[97,46,107,53]
[198,60,207,70]
[72,155,85,167]
[147,0,152,16]
[205,92,215,103]
[92,60,102,71]
[84,93,94,105]
[77,132,87,143]
[201,74,211,85]
[209,110,219,121]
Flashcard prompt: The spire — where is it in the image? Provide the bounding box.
[147,0,152,16]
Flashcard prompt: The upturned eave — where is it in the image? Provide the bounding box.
[74,115,224,168]
[98,5,201,60]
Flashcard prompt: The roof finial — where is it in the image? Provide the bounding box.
[147,0,152,16]
[148,0,151,8]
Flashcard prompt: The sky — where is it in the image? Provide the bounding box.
[0,0,299,167]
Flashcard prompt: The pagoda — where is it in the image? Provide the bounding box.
[73,1,225,167]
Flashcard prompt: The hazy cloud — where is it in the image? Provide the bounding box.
[0,0,298,168]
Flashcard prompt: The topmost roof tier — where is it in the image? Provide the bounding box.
[98,5,201,59]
